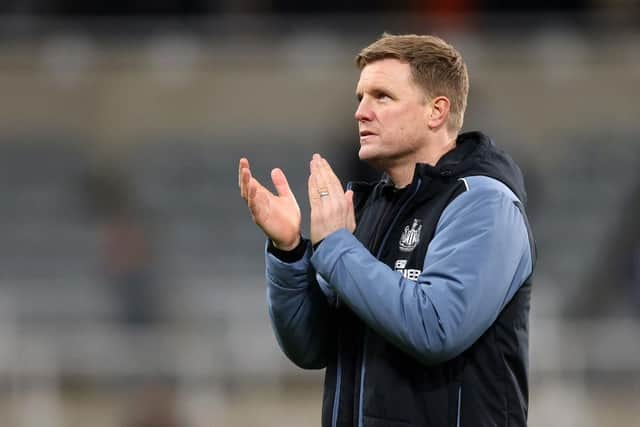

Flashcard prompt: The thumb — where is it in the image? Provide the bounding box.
[271,168,293,198]
[345,189,356,233]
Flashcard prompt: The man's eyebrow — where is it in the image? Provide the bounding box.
[356,85,392,99]
[356,84,381,94]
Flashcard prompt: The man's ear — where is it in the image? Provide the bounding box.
[426,96,450,130]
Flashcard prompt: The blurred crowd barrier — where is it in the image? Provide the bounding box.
[0,16,639,426]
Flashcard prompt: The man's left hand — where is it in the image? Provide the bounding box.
[308,154,356,245]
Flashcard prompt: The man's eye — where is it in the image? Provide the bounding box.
[377,93,391,101]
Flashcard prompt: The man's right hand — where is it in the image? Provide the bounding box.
[238,158,301,251]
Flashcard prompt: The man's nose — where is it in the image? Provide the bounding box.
[355,99,372,122]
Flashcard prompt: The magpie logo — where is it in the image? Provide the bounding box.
[399,219,422,252]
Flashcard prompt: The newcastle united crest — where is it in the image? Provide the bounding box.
[399,219,422,252]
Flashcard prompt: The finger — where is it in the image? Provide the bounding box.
[317,157,345,217]
[248,177,257,212]
[271,168,292,199]
[321,157,344,197]
[238,158,250,196]
[311,153,327,189]
[310,155,326,200]
[345,189,356,232]
[248,174,270,206]
[240,165,252,202]
[248,177,268,222]
[238,157,249,189]
[308,171,321,207]
[313,154,343,202]
[314,155,340,196]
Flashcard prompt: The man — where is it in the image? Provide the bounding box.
[238,34,535,427]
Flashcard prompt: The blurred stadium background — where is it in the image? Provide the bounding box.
[0,1,639,426]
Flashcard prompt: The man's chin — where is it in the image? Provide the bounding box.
[358,149,385,170]
[358,149,374,162]
[358,145,378,160]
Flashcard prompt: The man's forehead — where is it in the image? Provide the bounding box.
[356,58,412,92]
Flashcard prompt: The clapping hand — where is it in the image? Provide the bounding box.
[238,158,301,250]
[308,154,356,245]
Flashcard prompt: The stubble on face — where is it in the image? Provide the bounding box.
[355,59,431,171]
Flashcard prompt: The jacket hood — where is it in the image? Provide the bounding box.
[348,131,528,208]
[415,131,528,206]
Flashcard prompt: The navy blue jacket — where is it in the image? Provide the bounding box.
[265,131,535,426]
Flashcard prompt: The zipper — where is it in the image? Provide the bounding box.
[456,384,462,427]
[331,329,342,427]
[357,178,423,427]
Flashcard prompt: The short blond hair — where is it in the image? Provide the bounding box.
[356,33,469,132]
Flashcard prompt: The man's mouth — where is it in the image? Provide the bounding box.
[359,130,376,137]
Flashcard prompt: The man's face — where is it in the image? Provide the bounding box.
[355,58,432,168]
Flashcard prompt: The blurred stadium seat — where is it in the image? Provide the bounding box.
[0,6,639,426]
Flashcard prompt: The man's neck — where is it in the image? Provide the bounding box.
[387,136,457,188]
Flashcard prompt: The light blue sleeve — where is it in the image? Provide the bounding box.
[310,176,533,365]
[265,240,332,369]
